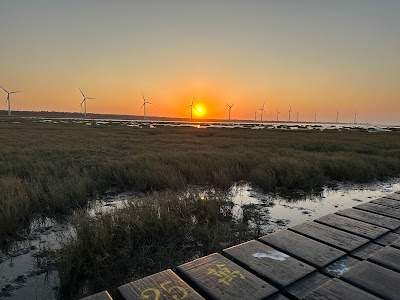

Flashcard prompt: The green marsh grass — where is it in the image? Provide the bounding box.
[1,118,400,238]
[56,192,257,298]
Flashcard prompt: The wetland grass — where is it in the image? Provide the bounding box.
[1,118,400,239]
[2,118,400,298]
[56,192,258,298]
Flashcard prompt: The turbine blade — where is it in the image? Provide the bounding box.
[79,88,85,97]
[10,90,22,94]
[0,86,8,93]
[87,97,96,99]
[140,103,144,109]
[147,102,152,104]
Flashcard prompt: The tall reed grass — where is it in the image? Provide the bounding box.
[1,118,400,239]
[56,192,258,298]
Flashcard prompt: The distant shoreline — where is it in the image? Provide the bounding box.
[2,109,398,127]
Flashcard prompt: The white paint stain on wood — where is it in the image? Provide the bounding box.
[252,251,290,261]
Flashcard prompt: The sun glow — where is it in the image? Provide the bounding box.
[195,105,205,117]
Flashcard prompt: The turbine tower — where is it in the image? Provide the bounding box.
[0,85,21,116]
[336,110,339,123]
[288,105,292,122]
[258,103,266,122]
[296,111,299,123]
[354,110,358,124]
[276,110,280,122]
[141,93,152,120]
[254,111,257,121]
[187,97,196,119]
[79,88,95,118]
[315,112,318,123]
[226,103,234,121]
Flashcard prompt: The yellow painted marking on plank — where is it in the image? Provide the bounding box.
[141,280,188,300]
[207,264,245,286]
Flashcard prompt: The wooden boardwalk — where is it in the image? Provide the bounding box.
[83,191,400,300]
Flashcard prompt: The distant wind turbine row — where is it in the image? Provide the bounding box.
[0,84,360,123]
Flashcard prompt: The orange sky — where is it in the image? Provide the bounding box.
[1,1,399,124]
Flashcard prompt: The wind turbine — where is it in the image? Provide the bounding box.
[258,103,266,122]
[296,111,299,122]
[354,110,358,124]
[336,110,339,124]
[141,93,152,120]
[226,103,234,121]
[79,88,95,118]
[0,85,21,116]
[315,112,318,123]
[276,110,280,122]
[254,111,257,121]
[187,97,196,119]
[288,105,292,122]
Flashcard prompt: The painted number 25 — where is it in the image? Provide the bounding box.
[141,280,188,300]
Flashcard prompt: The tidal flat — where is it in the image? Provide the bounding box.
[1,117,400,299]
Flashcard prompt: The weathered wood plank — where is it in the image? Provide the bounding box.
[223,240,315,288]
[259,230,345,268]
[368,246,400,273]
[289,221,369,252]
[303,278,380,300]
[384,193,400,201]
[266,293,290,300]
[354,202,400,219]
[315,214,389,240]
[342,260,400,300]
[284,271,331,299]
[350,242,384,260]
[392,237,400,249]
[176,253,278,300]
[118,269,203,300]
[322,256,361,278]
[81,291,113,300]
[336,208,400,230]
[374,232,400,246]
[371,197,400,208]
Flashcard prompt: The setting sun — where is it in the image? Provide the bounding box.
[195,105,205,117]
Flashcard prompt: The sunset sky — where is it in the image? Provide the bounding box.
[1,1,399,124]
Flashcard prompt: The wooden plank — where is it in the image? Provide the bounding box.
[392,237,400,249]
[342,260,400,300]
[384,193,400,201]
[354,202,400,219]
[118,269,204,300]
[267,293,290,300]
[259,230,346,268]
[371,197,400,208]
[223,240,315,288]
[368,246,400,273]
[322,256,361,278]
[176,253,278,300]
[336,208,400,230]
[81,291,113,300]
[374,232,400,246]
[315,214,389,240]
[303,278,380,300]
[350,242,384,260]
[284,271,331,299]
[289,221,369,252]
